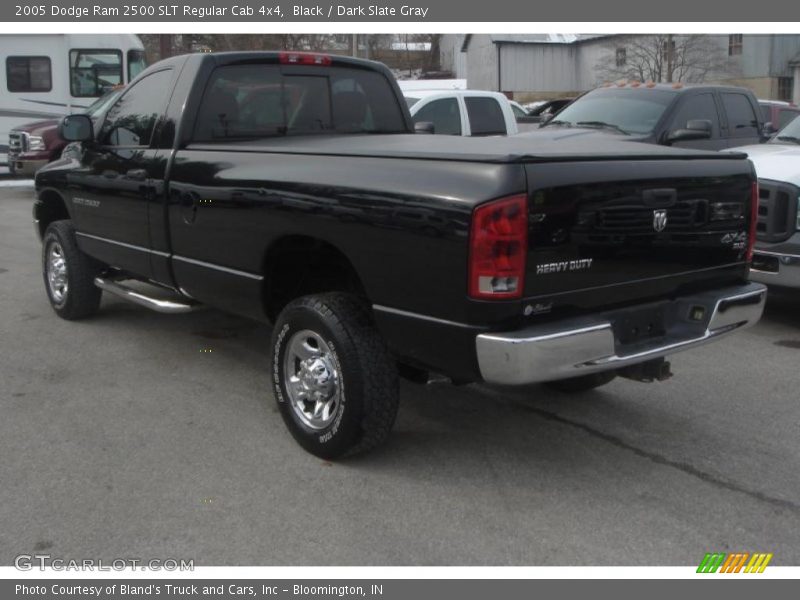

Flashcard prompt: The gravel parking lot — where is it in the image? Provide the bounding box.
[1,184,799,566]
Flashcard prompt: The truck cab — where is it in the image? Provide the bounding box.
[535,83,767,151]
[404,90,519,136]
[729,116,800,288]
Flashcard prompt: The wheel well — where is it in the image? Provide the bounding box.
[35,190,70,238]
[262,236,367,320]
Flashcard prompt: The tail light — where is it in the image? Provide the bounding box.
[279,52,332,66]
[468,194,528,299]
[746,181,758,262]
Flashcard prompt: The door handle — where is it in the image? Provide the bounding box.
[126,169,148,181]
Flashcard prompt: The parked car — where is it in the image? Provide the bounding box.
[535,83,767,150]
[728,117,800,288]
[759,99,800,137]
[1,34,145,168]
[8,86,124,176]
[404,89,518,136]
[35,52,765,458]
[509,100,530,118]
[525,98,574,123]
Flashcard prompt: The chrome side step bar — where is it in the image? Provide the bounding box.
[94,277,199,314]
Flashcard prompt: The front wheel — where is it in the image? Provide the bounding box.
[42,220,102,320]
[270,293,399,459]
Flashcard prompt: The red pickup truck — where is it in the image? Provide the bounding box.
[8,87,124,177]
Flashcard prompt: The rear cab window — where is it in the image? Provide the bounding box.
[464,97,507,136]
[192,63,407,141]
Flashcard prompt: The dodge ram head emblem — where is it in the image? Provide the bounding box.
[653,209,668,232]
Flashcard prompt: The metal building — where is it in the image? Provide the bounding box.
[440,34,800,104]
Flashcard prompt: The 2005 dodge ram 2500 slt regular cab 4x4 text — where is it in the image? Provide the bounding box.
[34,52,767,458]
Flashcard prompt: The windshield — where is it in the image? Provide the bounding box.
[771,114,800,144]
[511,104,527,117]
[544,88,675,135]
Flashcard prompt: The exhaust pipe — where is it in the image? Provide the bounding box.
[617,358,672,383]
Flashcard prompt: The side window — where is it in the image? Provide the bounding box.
[6,56,51,92]
[70,49,123,97]
[412,98,461,135]
[721,93,759,138]
[778,110,799,130]
[465,97,507,136]
[669,93,720,136]
[100,69,172,147]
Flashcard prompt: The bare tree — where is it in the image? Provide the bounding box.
[595,35,736,85]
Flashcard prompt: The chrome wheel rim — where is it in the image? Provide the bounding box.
[46,242,68,304]
[283,330,341,430]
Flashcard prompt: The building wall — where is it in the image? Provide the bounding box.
[464,35,498,91]
[575,37,615,88]
[445,33,800,101]
[795,65,800,104]
[498,43,579,93]
[439,34,467,78]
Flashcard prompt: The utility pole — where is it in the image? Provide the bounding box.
[159,34,173,60]
[666,34,674,83]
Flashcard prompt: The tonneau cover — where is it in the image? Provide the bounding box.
[187,133,748,164]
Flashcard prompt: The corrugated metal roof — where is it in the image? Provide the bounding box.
[489,34,610,44]
[459,33,613,52]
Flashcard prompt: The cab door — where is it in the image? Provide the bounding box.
[68,68,174,279]
[719,91,763,148]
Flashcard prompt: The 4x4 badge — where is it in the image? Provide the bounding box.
[653,209,668,232]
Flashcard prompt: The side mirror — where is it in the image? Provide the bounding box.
[762,121,777,139]
[666,119,712,144]
[414,121,435,135]
[59,114,93,142]
[539,113,554,125]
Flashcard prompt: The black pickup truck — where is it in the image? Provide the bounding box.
[34,52,767,458]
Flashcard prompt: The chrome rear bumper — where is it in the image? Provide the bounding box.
[476,282,767,385]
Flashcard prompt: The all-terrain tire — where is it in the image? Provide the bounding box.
[42,220,102,320]
[270,293,399,459]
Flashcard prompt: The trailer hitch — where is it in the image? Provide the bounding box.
[617,358,673,383]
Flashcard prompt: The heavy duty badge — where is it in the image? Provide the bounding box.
[535,258,594,275]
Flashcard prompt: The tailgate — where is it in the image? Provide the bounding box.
[523,159,754,307]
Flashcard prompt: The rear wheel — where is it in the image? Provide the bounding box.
[42,220,102,320]
[544,371,617,393]
[270,293,399,459]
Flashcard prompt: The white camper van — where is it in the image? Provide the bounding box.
[1,34,146,166]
